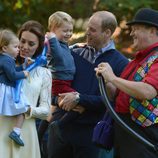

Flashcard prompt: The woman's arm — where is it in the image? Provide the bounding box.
[25,68,52,120]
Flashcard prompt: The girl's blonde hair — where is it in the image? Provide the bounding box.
[48,11,73,31]
[0,29,18,52]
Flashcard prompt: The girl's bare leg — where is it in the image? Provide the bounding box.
[15,113,25,129]
[9,114,25,146]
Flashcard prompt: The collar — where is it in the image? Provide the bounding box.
[2,52,15,60]
[93,40,115,63]
[100,40,115,53]
[75,40,116,64]
[135,42,158,60]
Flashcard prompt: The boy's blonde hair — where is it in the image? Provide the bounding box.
[0,29,18,52]
[48,11,73,31]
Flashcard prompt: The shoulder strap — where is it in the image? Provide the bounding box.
[134,58,158,81]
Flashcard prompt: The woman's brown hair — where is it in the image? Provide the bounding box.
[17,20,45,63]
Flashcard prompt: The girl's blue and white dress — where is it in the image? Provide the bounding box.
[0,53,29,116]
[0,83,29,116]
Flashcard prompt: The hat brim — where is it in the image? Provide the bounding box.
[126,20,158,28]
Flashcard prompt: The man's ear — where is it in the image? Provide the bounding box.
[150,27,158,35]
[148,27,158,39]
[104,29,112,38]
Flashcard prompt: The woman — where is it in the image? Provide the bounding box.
[0,20,52,158]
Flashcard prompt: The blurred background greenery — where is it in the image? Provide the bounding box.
[1,0,158,57]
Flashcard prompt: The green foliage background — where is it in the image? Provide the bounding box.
[0,0,158,55]
[0,0,94,31]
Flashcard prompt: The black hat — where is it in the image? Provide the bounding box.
[127,8,158,28]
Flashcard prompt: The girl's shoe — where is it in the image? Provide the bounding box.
[9,131,24,146]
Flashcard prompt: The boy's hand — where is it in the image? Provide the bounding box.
[45,32,56,40]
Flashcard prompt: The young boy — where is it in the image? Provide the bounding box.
[46,11,82,127]
[47,11,75,98]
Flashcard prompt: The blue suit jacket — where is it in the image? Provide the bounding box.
[52,48,129,144]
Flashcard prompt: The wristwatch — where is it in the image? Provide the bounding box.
[75,93,80,104]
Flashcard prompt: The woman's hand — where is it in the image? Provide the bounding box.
[26,107,31,115]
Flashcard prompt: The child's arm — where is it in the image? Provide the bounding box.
[45,32,68,60]
[3,58,27,81]
[46,32,56,40]
[23,70,29,77]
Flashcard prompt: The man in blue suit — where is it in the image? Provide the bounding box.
[48,10,129,158]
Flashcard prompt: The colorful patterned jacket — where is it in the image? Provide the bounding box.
[130,51,158,127]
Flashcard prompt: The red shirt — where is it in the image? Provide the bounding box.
[52,80,75,96]
[115,43,158,113]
